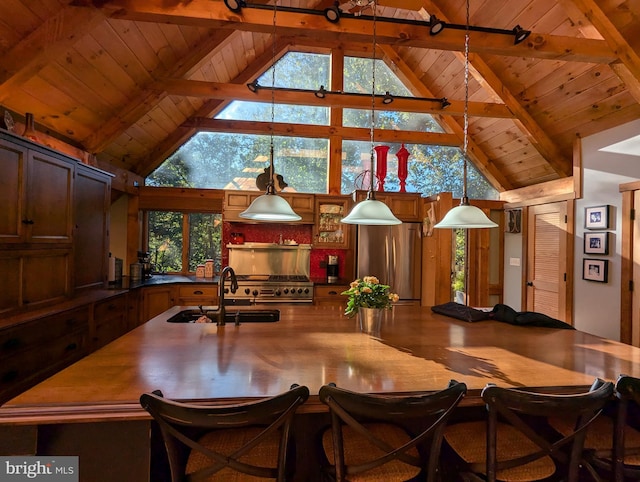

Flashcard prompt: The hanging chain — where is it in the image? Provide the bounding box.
[269,2,277,187]
[369,0,377,192]
[462,0,470,201]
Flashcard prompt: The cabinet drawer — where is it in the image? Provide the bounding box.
[94,295,128,322]
[178,286,218,299]
[314,285,349,298]
[0,307,89,359]
[0,330,87,392]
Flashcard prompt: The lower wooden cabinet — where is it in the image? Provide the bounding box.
[141,286,176,323]
[0,306,90,404]
[314,285,350,306]
[92,294,129,350]
[176,284,218,307]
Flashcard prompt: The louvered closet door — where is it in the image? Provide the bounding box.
[526,202,568,321]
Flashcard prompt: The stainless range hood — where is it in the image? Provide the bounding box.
[227,243,312,278]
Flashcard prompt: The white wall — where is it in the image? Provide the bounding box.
[503,231,523,309]
[502,119,640,339]
[574,119,640,339]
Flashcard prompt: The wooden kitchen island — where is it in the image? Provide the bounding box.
[2,304,640,481]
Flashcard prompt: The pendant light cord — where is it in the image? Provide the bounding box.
[268,2,277,194]
[462,0,470,205]
[367,1,377,200]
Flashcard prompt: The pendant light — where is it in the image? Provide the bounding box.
[341,1,401,226]
[435,0,497,230]
[240,2,301,222]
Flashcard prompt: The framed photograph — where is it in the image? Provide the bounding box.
[584,232,609,255]
[582,258,608,283]
[585,205,610,230]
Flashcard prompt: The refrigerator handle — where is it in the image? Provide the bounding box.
[390,233,396,288]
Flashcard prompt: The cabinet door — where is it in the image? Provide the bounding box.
[0,254,20,314]
[0,138,27,243]
[74,165,111,290]
[26,150,74,243]
[314,196,351,248]
[22,249,71,308]
[142,286,175,322]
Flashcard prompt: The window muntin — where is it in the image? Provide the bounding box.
[147,211,222,275]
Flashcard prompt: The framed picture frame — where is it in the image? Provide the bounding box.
[505,209,522,234]
[585,205,610,230]
[584,232,609,255]
[582,258,608,283]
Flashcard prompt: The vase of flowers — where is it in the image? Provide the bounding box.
[341,276,399,333]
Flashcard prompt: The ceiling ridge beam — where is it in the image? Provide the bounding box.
[84,0,617,63]
[378,44,511,192]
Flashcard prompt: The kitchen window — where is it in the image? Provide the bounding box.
[147,211,222,275]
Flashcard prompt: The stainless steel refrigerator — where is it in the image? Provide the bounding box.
[356,224,422,302]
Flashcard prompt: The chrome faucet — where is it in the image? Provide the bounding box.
[215,266,238,326]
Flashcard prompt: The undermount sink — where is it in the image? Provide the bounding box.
[166,309,280,324]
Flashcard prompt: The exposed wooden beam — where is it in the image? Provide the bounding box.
[0,5,106,103]
[564,0,640,104]
[423,1,572,178]
[82,28,236,153]
[159,78,513,119]
[182,117,461,146]
[82,0,617,63]
[379,44,512,191]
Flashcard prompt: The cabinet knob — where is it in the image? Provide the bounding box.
[2,338,22,350]
[526,281,533,286]
[21,219,34,225]
[65,342,78,351]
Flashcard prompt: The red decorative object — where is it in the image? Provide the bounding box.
[396,144,410,192]
[373,145,389,191]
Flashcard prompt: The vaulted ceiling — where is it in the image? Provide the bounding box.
[1,0,639,194]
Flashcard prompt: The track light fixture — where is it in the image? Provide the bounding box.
[324,3,341,23]
[315,86,327,98]
[246,80,259,92]
[513,25,531,45]
[223,0,246,13]
[441,98,451,109]
[382,92,393,104]
[429,15,445,35]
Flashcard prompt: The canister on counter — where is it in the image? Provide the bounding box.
[129,263,143,281]
[204,259,214,278]
[195,264,205,278]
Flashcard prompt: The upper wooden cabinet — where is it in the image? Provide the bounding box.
[223,191,315,223]
[73,164,111,290]
[0,137,74,244]
[313,195,351,248]
[353,190,422,222]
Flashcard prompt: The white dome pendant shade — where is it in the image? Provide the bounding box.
[238,2,301,223]
[341,193,401,225]
[340,1,401,227]
[239,191,302,222]
[434,199,497,229]
[434,0,496,231]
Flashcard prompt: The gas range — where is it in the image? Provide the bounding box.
[228,274,314,303]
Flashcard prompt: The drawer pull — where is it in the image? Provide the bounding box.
[194,290,204,295]
[2,338,22,350]
[21,219,34,225]
[328,291,338,295]
[65,342,78,352]
[1,370,18,383]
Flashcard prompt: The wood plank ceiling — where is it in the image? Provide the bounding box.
[0,0,639,193]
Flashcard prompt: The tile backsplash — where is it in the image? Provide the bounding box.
[223,222,348,280]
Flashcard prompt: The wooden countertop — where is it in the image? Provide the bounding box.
[2,304,640,423]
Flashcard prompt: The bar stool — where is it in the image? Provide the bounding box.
[318,379,467,481]
[443,378,614,482]
[140,383,309,481]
